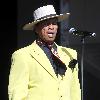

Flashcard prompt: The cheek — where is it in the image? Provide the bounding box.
[42,28,46,33]
[41,28,48,35]
[56,25,58,30]
[55,26,58,33]
[55,25,58,30]
[39,29,47,38]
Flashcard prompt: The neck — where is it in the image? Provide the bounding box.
[36,38,55,49]
[38,38,54,44]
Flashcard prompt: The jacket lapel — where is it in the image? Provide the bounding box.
[29,41,72,79]
[29,41,58,80]
[57,46,72,74]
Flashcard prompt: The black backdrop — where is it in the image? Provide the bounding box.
[1,0,100,100]
[0,0,17,100]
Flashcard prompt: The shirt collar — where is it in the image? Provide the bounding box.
[36,38,57,50]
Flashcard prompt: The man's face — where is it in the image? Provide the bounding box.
[35,18,58,44]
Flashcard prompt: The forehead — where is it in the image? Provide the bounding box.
[38,17,58,25]
[42,17,58,22]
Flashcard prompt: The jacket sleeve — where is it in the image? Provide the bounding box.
[70,50,81,100]
[8,51,29,100]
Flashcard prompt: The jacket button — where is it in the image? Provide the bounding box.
[59,96,62,100]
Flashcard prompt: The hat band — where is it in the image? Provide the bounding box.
[35,14,57,21]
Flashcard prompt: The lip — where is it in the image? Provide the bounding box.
[47,32,55,37]
[48,32,54,34]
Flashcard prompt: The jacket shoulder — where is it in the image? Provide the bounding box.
[62,46,77,53]
[58,46,77,59]
[12,44,32,57]
[58,45,77,53]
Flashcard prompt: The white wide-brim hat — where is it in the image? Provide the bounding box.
[23,5,70,30]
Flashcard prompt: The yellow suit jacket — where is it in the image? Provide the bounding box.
[8,41,81,100]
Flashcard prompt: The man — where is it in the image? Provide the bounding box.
[8,5,81,100]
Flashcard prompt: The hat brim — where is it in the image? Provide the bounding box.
[23,13,70,30]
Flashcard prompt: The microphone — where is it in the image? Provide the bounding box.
[68,28,96,37]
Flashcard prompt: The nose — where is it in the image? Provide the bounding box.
[48,24,54,29]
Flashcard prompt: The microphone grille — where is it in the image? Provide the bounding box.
[92,33,96,37]
[69,28,76,33]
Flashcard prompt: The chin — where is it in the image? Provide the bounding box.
[46,40,55,44]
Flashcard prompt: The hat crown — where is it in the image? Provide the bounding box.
[33,5,56,21]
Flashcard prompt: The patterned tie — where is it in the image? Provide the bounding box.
[49,46,67,76]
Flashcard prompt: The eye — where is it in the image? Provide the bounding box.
[46,21,57,25]
[52,22,57,25]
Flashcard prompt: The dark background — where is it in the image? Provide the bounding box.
[1,0,100,100]
[0,0,17,100]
